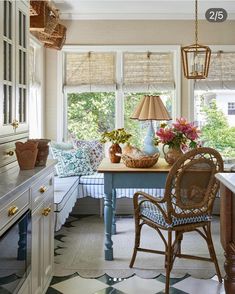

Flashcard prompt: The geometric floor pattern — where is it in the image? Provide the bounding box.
[46,273,225,294]
[49,214,225,293]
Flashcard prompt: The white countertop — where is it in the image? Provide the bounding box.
[215,173,235,194]
[0,160,56,208]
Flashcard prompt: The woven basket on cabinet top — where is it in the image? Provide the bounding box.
[121,153,160,168]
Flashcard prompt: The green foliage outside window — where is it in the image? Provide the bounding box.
[67,92,115,140]
[67,92,172,150]
[201,100,235,158]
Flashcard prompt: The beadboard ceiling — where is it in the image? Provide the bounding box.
[53,0,235,20]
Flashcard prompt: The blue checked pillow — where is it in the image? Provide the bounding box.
[51,148,94,178]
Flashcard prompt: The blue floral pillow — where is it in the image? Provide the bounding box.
[51,148,94,178]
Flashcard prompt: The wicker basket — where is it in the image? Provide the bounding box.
[30,1,59,34]
[121,153,160,168]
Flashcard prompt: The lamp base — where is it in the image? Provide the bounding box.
[143,122,159,156]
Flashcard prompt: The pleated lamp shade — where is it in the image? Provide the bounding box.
[131,95,171,121]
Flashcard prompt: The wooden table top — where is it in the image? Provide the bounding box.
[97,157,171,173]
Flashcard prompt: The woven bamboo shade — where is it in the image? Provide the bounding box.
[64,52,116,91]
[123,52,175,91]
[195,52,235,90]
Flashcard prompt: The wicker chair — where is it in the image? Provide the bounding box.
[129,147,223,294]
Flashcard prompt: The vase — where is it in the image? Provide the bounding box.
[162,144,183,165]
[15,141,39,170]
[28,139,51,166]
[109,143,122,163]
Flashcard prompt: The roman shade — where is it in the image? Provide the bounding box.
[195,52,235,90]
[64,52,116,92]
[123,52,175,92]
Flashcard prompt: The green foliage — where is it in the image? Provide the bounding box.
[100,128,132,144]
[67,92,115,140]
[201,100,235,157]
[67,91,172,150]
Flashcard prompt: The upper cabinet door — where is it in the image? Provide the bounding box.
[0,0,29,138]
[15,0,29,134]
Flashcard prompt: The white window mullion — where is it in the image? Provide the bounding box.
[115,51,124,128]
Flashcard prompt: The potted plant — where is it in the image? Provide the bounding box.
[100,128,132,163]
[156,117,200,164]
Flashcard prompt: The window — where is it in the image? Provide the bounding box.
[62,46,180,145]
[228,102,235,115]
[28,38,44,138]
[67,92,115,140]
[193,48,235,158]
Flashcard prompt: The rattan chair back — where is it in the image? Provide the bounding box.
[164,147,224,221]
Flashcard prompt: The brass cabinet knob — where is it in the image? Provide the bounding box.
[42,207,51,216]
[6,150,14,156]
[8,206,19,216]
[39,186,47,193]
[11,119,19,130]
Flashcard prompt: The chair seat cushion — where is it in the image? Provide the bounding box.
[140,201,211,228]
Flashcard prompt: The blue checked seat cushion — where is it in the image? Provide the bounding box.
[78,173,165,199]
[140,201,211,228]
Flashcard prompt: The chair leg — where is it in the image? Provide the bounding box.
[165,230,172,294]
[205,223,222,283]
[129,216,142,268]
[176,231,183,255]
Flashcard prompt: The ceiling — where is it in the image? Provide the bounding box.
[53,0,235,20]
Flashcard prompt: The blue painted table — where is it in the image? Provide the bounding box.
[97,158,171,261]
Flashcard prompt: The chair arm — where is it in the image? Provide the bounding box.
[133,191,168,222]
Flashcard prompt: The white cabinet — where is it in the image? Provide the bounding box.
[31,172,54,294]
[0,0,29,138]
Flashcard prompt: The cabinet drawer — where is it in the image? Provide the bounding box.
[0,189,29,231]
[0,138,27,169]
[31,173,54,210]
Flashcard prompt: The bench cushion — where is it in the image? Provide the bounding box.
[79,173,164,198]
[54,176,80,211]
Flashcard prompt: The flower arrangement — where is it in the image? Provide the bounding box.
[156,118,200,150]
[100,128,132,145]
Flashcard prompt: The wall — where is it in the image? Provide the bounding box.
[45,19,235,139]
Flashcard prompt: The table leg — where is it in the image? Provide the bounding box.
[112,189,116,235]
[104,174,113,260]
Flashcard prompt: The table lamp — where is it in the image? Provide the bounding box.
[131,95,171,155]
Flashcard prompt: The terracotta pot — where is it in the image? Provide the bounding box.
[15,141,39,170]
[28,139,51,166]
[163,144,183,165]
[109,143,122,163]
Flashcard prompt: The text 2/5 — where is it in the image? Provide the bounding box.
[205,8,227,23]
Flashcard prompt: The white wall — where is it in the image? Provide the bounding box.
[45,19,235,140]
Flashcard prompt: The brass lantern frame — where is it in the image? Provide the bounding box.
[181,0,211,79]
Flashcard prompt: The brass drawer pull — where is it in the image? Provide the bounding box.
[39,186,47,193]
[8,206,19,216]
[6,150,14,156]
[42,207,51,216]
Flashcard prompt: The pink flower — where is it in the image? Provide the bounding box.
[173,117,191,133]
[156,128,175,144]
[185,126,200,141]
[155,118,200,149]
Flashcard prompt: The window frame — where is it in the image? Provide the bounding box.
[188,45,235,121]
[58,45,181,142]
